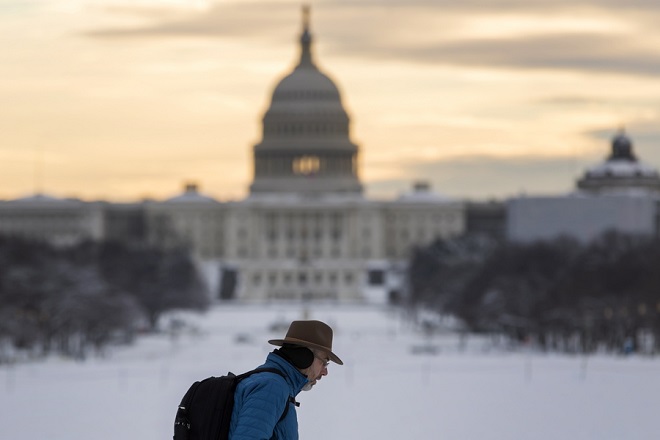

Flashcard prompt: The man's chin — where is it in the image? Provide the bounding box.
[302,381,316,391]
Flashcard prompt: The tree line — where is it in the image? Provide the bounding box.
[407,231,660,354]
[0,236,210,362]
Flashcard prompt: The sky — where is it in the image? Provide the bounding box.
[0,303,657,440]
[3,0,660,202]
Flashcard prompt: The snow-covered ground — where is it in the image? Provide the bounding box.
[0,303,658,440]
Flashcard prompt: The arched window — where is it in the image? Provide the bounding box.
[293,155,321,175]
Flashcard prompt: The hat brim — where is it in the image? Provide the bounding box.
[269,337,343,365]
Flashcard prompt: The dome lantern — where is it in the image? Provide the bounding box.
[609,129,636,162]
[298,5,314,68]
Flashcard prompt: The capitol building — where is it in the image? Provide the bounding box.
[0,9,470,303]
[3,8,660,303]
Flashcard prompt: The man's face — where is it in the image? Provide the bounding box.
[302,351,329,391]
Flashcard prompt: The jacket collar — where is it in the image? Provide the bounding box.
[261,351,309,395]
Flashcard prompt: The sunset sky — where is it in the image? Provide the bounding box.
[3,0,660,202]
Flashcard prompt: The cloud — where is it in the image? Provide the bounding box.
[367,154,589,199]
[330,0,660,11]
[370,119,654,197]
[85,2,298,39]
[0,0,46,14]
[82,1,660,79]
[379,122,660,199]
[534,95,609,107]
[394,34,660,77]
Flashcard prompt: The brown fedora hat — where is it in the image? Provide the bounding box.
[269,320,343,365]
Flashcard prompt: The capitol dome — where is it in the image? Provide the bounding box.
[576,129,660,195]
[249,6,362,196]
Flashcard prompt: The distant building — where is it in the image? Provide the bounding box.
[577,130,660,195]
[465,200,506,240]
[0,8,467,303]
[507,193,658,243]
[0,194,104,246]
[508,130,660,243]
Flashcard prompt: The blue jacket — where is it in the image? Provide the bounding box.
[228,352,309,440]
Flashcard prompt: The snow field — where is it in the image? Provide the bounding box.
[0,304,658,440]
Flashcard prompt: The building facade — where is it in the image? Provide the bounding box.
[507,130,660,243]
[0,195,105,247]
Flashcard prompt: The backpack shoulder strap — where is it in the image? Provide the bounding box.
[235,368,299,421]
[279,396,299,422]
[236,367,285,380]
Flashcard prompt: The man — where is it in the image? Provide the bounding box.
[228,320,342,440]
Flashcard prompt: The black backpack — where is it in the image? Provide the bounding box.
[173,368,296,440]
